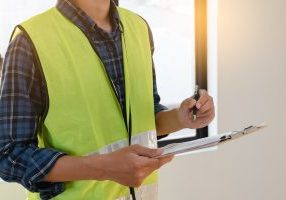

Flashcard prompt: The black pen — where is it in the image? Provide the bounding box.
[192,85,200,120]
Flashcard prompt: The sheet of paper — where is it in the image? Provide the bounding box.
[156,123,267,158]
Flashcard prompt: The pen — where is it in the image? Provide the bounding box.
[192,85,200,120]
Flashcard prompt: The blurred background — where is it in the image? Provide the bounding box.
[1,0,286,199]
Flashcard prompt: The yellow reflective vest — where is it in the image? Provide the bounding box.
[13,6,158,200]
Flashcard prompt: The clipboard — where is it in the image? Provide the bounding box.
[156,123,267,158]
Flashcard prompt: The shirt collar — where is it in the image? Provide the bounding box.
[56,0,121,34]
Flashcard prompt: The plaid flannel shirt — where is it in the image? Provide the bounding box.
[0,0,167,199]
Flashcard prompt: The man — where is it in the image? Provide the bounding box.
[0,0,215,199]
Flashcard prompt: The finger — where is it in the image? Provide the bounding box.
[197,108,214,118]
[143,154,174,170]
[199,89,208,96]
[196,111,215,126]
[139,156,161,169]
[198,100,214,114]
[188,99,197,110]
[196,90,209,109]
[197,117,214,128]
[181,98,196,111]
[141,160,161,177]
[132,145,163,158]
[151,159,161,170]
[158,155,174,167]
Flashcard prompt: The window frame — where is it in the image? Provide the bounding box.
[117,0,209,147]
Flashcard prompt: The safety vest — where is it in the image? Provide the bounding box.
[13,6,158,200]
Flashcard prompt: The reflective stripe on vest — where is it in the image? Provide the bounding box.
[88,130,157,156]
[88,131,158,200]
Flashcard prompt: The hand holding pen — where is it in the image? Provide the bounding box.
[176,85,215,129]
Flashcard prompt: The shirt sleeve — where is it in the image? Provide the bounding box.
[152,62,168,114]
[145,20,169,115]
[0,33,66,200]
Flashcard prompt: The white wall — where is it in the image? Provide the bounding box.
[0,0,56,55]
[1,0,286,199]
[158,0,286,199]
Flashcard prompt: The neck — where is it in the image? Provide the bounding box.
[72,0,112,31]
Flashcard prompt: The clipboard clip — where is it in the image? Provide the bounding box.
[243,126,254,134]
[220,135,232,142]
[219,125,257,143]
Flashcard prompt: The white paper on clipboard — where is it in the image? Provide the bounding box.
[156,123,267,158]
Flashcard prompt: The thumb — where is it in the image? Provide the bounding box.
[181,98,196,111]
[158,155,174,167]
[132,145,163,158]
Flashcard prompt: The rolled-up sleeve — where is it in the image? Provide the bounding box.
[0,33,66,199]
[152,64,168,114]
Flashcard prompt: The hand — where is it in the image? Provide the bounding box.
[100,144,174,187]
[177,90,215,129]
